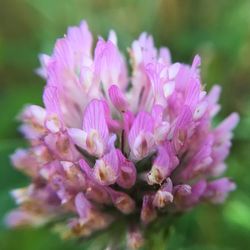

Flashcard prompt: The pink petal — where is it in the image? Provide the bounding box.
[108,85,128,112]
[94,39,127,91]
[159,47,171,65]
[147,146,170,185]
[83,99,109,141]
[173,106,193,152]
[191,54,201,72]
[184,79,200,112]
[68,128,87,150]
[168,63,180,79]
[140,195,157,224]
[82,99,110,156]
[203,178,236,204]
[67,20,93,58]
[128,112,155,160]
[75,193,92,220]
[116,149,136,189]
[108,188,135,214]
[79,159,93,179]
[216,113,240,133]
[108,30,117,45]
[174,184,192,197]
[36,54,51,78]
[153,178,173,208]
[93,149,119,185]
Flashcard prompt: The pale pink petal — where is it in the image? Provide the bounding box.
[36,54,51,78]
[68,128,87,149]
[108,30,117,45]
[159,47,171,65]
[168,63,180,79]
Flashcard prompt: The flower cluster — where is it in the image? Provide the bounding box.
[6,21,238,248]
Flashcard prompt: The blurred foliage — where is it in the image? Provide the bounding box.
[0,0,249,249]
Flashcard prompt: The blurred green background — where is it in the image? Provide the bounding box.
[0,0,250,249]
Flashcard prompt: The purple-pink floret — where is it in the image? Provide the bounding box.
[6,21,239,247]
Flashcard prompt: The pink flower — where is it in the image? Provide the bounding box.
[7,21,239,248]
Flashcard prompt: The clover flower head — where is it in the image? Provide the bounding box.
[6,21,239,249]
